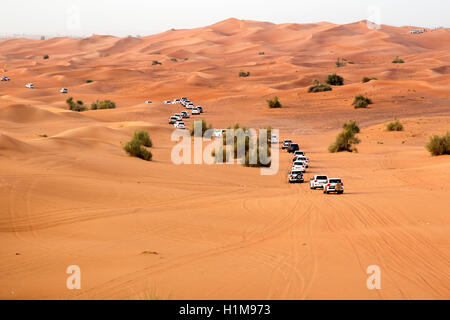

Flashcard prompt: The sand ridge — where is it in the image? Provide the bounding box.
[0,19,449,300]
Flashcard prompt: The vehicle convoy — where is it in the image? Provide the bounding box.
[288,143,300,153]
[289,170,304,183]
[310,175,328,189]
[281,140,292,150]
[323,178,344,194]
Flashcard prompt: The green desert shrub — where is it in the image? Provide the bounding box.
[343,120,360,134]
[259,52,265,55]
[329,121,361,153]
[124,131,153,161]
[86,80,93,83]
[352,95,373,109]
[426,132,450,156]
[392,56,405,64]
[242,137,271,168]
[133,130,153,147]
[326,73,344,86]
[239,71,250,77]
[362,77,377,83]
[386,118,404,131]
[190,120,213,137]
[66,97,88,112]
[308,79,332,93]
[152,60,162,65]
[266,96,282,108]
[336,57,347,67]
[90,99,116,110]
[212,146,229,163]
[43,55,49,60]
[170,58,178,62]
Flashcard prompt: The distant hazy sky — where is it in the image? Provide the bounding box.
[1,0,449,37]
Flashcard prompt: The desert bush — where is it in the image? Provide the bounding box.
[308,79,332,93]
[133,130,153,147]
[329,121,361,153]
[386,118,404,131]
[170,58,178,62]
[66,97,88,112]
[190,120,213,137]
[212,146,229,163]
[243,137,271,167]
[343,120,360,134]
[90,99,116,110]
[86,80,93,83]
[259,52,265,55]
[266,96,282,108]
[336,57,346,67]
[124,131,153,161]
[43,55,49,59]
[426,132,450,156]
[392,56,405,63]
[326,73,344,86]
[239,71,250,77]
[362,77,377,83]
[352,95,373,109]
[152,60,162,65]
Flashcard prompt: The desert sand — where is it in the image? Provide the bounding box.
[0,19,449,299]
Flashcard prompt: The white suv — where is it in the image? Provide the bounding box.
[192,107,200,115]
[323,178,344,194]
[174,121,186,129]
[289,170,304,183]
[292,161,306,172]
[281,140,292,150]
[294,156,309,167]
[310,175,328,189]
[169,116,179,124]
[25,83,34,88]
[60,88,68,93]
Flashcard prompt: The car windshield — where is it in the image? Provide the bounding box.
[329,179,341,183]
[294,162,304,166]
[317,176,328,180]
[291,171,302,175]
[290,144,299,148]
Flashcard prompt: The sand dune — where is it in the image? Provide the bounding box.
[0,18,449,300]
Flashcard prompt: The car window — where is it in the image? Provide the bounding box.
[317,176,327,180]
[329,179,341,183]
